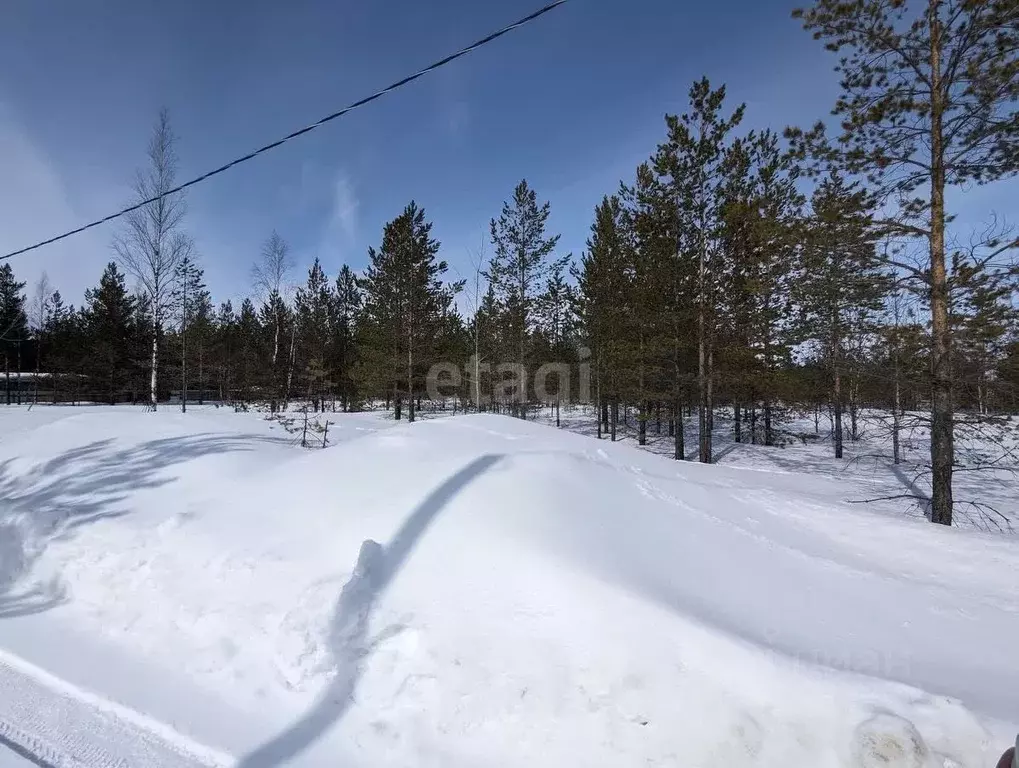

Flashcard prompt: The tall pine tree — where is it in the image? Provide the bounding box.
[789,0,1019,524]
[487,180,565,418]
[82,263,139,405]
[655,78,746,463]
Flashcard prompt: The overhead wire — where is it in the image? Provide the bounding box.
[0,0,570,262]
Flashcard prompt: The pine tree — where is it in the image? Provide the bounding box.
[487,180,565,418]
[82,263,138,405]
[574,196,629,440]
[0,263,28,405]
[172,254,206,412]
[951,253,1015,414]
[294,258,333,411]
[655,78,746,463]
[716,136,760,444]
[471,282,502,412]
[332,264,361,411]
[746,132,802,446]
[788,0,1019,525]
[236,298,262,403]
[535,257,575,427]
[189,290,214,405]
[795,173,886,458]
[620,164,674,447]
[357,202,459,421]
[212,301,238,402]
[998,336,1019,412]
[44,290,80,404]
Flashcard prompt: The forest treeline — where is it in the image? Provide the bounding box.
[0,0,1016,526]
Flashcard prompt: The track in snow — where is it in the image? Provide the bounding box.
[0,652,229,768]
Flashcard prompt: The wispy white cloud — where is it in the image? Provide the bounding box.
[444,99,471,138]
[0,102,126,306]
[326,168,358,244]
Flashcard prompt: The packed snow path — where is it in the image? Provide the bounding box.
[0,406,1016,767]
[0,648,227,768]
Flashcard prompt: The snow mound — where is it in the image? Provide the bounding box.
[0,406,1016,767]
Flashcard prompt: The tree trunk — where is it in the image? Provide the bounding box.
[698,334,708,462]
[655,402,662,434]
[892,403,901,466]
[518,254,527,421]
[150,328,159,411]
[703,348,714,462]
[834,364,843,459]
[734,402,742,444]
[850,398,858,441]
[750,398,757,445]
[181,288,187,414]
[764,400,773,447]
[33,339,40,405]
[893,339,902,466]
[674,397,685,460]
[928,0,953,526]
[610,399,618,442]
[638,402,647,446]
[407,323,415,424]
[284,322,296,411]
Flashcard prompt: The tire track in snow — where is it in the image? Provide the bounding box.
[0,721,63,768]
[0,648,231,768]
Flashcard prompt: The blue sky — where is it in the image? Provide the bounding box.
[0,0,1013,312]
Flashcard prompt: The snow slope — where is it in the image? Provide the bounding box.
[0,406,1016,767]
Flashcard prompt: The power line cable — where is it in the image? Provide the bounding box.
[0,0,569,262]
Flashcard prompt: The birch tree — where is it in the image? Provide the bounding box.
[29,272,52,402]
[114,109,189,410]
[252,230,293,410]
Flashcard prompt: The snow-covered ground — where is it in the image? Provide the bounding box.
[0,405,1016,767]
[533,403,1019,533]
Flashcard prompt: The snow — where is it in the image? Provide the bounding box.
[533,403,1019,533]
[0,404,1017,767]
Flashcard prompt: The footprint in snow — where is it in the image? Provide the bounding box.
[852,712,928,768]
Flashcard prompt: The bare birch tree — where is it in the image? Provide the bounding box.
[29,272,52,403]
[114,109,189,410]
[252,231,294,410]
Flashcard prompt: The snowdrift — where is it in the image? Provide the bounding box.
[0,406,1016,767]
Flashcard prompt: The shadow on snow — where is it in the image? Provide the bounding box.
[235,453,504,768]
[0,432,287,619]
